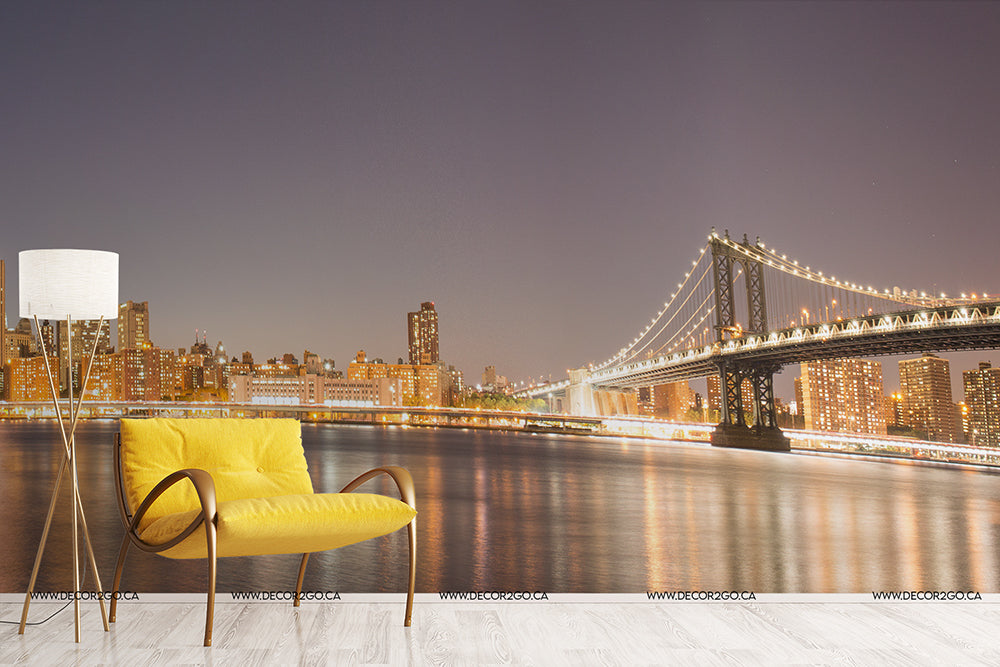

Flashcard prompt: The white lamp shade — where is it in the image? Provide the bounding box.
[19,249,119,320]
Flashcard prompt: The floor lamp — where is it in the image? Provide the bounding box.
[17,249,119,643]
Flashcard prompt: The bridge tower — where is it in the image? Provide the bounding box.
[709,231,790,451]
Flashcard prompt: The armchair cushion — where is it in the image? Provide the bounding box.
[120,418,313,533]
[140,491,417,559]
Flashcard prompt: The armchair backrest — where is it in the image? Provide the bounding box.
[119,418,312,531]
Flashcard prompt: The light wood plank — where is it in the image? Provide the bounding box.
[5,602,1000,665]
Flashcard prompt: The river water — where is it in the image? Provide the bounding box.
[2,420,999,594]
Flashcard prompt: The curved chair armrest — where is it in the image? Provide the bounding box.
[339,466,416,510]
[127,469,218,552]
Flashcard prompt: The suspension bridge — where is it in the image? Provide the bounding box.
[517,230,1000,452]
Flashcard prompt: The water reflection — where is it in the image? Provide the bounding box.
[1,421,999,594]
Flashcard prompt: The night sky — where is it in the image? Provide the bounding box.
[2,2,999,397]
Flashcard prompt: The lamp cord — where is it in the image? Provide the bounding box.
[0,566,89,627]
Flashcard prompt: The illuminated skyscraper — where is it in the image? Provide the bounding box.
[118,300,150,350]
[899,353,957,442]
[799,358,886,435]
[407,302,439,365]
[964,362,1000,447]
[58,319,112,392]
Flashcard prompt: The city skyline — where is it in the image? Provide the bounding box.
[3,263,998,404]
[2,2,999,386]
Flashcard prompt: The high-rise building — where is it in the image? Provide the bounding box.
[8,356,58,401]
[58,319,112,392]
[2,318,34,362]
[964,362,1000,447]
[82,353,121,402]
[799,358,886,435]
[407,302,439,365]
[120,345,176,401]
[899,353,957,442]
[118,301,150,350]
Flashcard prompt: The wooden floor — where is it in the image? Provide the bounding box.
[3,602,1000,665]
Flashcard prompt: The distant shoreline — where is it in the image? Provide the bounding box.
[2,412,998,473]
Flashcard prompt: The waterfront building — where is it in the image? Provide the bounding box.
[652,382,695,420]
[407,302,439,365]
[118,301,149,350]
[415,363,442,405]
[228,361,254,377]
[350,356,417,402]
[349,350,451,405]
[899,353,957,442]
[252,362,300,378]
[7,356,57,401]
[153,347,178,400]
[176,346,227,397]
[120,348,152,402]
[82,352,121,401]
[229,374,402,407]
[963,362,1000,447]
[799,359,887,435]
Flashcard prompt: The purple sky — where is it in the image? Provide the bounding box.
[2,2,999,398]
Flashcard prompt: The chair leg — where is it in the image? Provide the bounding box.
[294,553,310,607]
[109,535,130,623]
[204,520,217,647]
[405,518,416,627]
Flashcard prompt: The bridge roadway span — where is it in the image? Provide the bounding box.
[586,301,1000,390]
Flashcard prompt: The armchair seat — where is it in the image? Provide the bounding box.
[140,492,415,559]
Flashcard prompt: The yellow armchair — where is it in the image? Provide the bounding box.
[108,418,417,646]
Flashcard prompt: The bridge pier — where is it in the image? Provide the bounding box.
[710,423,790,451]
[711,362,790,452]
